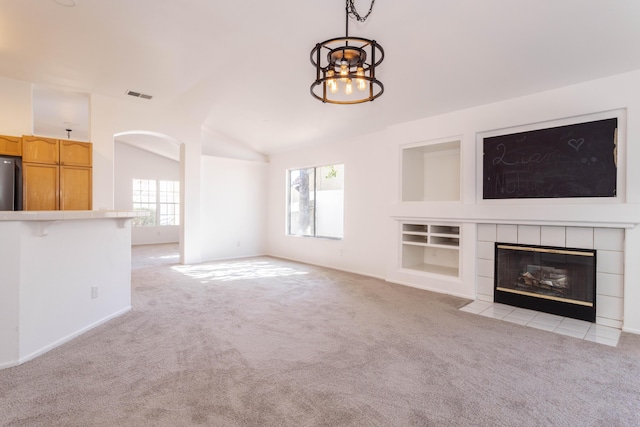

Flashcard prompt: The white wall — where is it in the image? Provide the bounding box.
[0,76,32,136]
[267,132,392,279]
[114,142,180,245]
[90,93,203,264]
[266,69,640,332]
[0,222,21,366]
[0,218,132,368]
[199,155,268,261]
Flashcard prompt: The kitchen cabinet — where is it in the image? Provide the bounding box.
[60,165,92,210]
[22,136,92,211]
[23,163,59,210]
[0,135,22,156]
[60,140,92,167]
[22,136,59,164]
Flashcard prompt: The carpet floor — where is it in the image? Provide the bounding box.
[1,244,639,426]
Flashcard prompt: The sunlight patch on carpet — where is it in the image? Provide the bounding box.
[155,254,179,260]
[172,260,308,282]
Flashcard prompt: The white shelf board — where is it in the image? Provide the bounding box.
[402,263,459,277]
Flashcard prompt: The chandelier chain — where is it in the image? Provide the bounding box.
[347,0,375,22]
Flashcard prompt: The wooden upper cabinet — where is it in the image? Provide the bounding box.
[22,136,59,164]
[0,135,22,156]
[60,165,92,210]
[23,163,59,210]
[60,140,92,167]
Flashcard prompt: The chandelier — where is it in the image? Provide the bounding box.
[310,0,384,104]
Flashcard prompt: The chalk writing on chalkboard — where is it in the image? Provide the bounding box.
[483,118,618,199]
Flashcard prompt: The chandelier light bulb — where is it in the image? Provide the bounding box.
[326,69,338,93]
[340,60,349,82]
[345,78,353,95]
[356,66,366,91]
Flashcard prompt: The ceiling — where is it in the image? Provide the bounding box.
[2,0,640,156]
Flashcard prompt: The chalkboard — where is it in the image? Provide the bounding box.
[483,118,618,199]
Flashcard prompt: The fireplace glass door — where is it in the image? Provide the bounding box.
[494,243,596,322]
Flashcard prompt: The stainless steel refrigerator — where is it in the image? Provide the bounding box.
[0,156,16,211]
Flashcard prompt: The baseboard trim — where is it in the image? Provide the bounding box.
[0,360,19,370]
[268,255,386,281]
[384,278,474,300]
[622,326,640,335]
[15,306,132,367]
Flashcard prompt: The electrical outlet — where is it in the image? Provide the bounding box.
[91,286,99,299]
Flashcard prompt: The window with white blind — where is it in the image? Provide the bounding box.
[132,179,180,227]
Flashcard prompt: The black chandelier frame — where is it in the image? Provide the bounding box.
[310,3,384,104]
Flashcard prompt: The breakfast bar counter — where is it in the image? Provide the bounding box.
[0,211,142,369]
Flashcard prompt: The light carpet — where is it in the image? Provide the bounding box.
[1,244,639,426]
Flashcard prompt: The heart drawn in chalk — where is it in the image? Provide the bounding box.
[568,138,584,152]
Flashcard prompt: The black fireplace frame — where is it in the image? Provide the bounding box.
[494,242,597,322]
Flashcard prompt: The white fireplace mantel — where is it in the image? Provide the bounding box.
[390,202,640,229]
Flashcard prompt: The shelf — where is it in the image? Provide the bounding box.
[401,263,459,277]
[401,140,460,202]
[403,224,428,233]
[430,236,459,246]
[431,225,460,235]
[402,234,429,244]
[400,222,461,278]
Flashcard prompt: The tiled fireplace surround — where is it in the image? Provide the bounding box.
[476,224,624,329]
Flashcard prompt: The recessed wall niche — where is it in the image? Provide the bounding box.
[33,85,90,141]
[401,140,460,202]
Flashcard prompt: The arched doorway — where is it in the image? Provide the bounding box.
[113,131,185,262]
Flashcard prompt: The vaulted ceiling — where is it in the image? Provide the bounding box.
[2,0,640,155]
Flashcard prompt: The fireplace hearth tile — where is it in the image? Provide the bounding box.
[478,305,513,319]
[504,308,538,322]
[529,314,563,330]
[584,334,619,347]
[532,312,563,322]
[502,315,529,325]
[459,301,621,346]
[586,324,622,340]
[528,321,558,332]
[459,300,492,314]
[558,318,592,330]
[556,318,591,336]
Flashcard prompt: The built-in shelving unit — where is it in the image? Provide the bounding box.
[401,223,460,277]
[401,140,460,202]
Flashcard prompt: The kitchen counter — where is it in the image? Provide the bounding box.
[0,211,140,369]
[0,210,144,221]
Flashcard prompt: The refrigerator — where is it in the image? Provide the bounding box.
[0,156,16,211]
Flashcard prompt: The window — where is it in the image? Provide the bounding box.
[288,164,344,238]
[132,179,180,227]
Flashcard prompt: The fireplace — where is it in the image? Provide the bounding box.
[494,243,596,322]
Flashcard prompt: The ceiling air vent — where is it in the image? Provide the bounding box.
[126,90,153,100]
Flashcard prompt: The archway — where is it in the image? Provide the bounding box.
[113,131,185,262]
